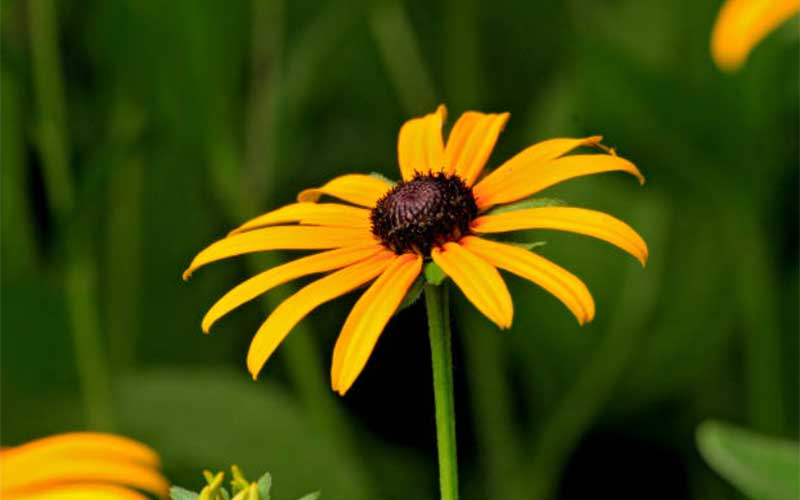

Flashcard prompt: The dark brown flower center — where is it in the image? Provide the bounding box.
[371,173,477,255]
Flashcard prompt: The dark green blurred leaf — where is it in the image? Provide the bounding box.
[117,367,369,500]
[697,420,799,500]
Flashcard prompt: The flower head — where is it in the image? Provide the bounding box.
[184,105,648,395]
[0,432,169,500]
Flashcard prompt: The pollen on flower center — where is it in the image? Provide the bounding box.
[371,172,478,255]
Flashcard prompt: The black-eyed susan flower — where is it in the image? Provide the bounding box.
[711,0,800,71]
[0,432,169,500]
[184,105,647,395]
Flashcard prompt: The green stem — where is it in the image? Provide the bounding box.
[28,0,113,429]
[425,284,459,500]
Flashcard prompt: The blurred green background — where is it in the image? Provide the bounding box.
[2,0,797,499]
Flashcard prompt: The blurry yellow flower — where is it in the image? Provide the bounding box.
[0,432,169,500]
[711,0,800,71]
[185,105,647,395]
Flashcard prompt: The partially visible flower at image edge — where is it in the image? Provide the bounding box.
[0,432,169,500]
[711,0,800,71]
[184,105,648,395]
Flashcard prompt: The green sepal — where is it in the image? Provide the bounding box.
[369,172,397,186]
[396,274,425,313]
[507,240,547,250]
[170,486,200,500]
[297,492,321,500]
[424,261,447,285]
[256,472,272,500]
[484,196,566,215]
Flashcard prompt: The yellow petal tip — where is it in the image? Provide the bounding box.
[182,269,192,281]
[297,188,321,203]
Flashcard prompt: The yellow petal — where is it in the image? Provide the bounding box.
[711,0,800,71]
[460,236,595,324]
[229,203,371,235]
[0,457,168,498]
[202,244,384,332]
[443,111,510,186]
[473,153,644,209]
[472,206,648,266]
[182,226,373,280]
[0,433,160,468]
[431,242,512,328]
[3,484,150,500]
[297,174,392,207]
[397,105,447,181]
[331,253,422,395]
[473,136,603,208]
[246,251,395,379]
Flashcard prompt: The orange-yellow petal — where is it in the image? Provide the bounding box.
[443,111,510,186]
[182,226,373,280]
[472,206,648,266]
[0,433,160,468]
[711,0,800,72]
[297,174,392,207]
[246,251,395,379]
[397,105,447,180]
[202,244,384,332]
[460,236,595,324]
[0,457,168,498]
[331,253,422,395]
[229,203,371,235]
[3,484,150,500]
[431,242,512,328]
[473,153,644,209]
[473,136,603,208]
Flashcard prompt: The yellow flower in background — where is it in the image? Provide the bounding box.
[0,432,169,500]
[184,105,648,395]
[711,0,800,71]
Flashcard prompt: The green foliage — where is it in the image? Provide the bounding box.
[169,465,317,500]
[697,420,799,500]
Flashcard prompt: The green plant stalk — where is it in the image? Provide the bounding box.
[28,0,114,429]
[425,284,459,500]
[461,311,523,498]
[368,0,437,114]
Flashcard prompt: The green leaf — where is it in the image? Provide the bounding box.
[369,172,397,186]
[484,197,566,216]
[169,486,199,500]
[256,472,272,500]
[297,492,321,500]
[423,261,447,285]
[696,420,800,500]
